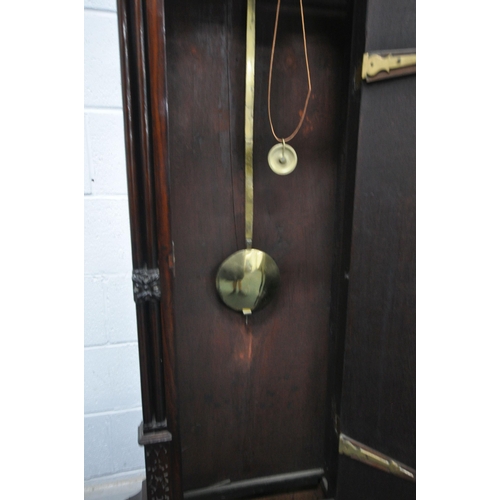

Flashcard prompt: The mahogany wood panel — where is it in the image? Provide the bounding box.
[336,456,415,500]
[336,0,415,498]
[118,0,416,496]
[164,0,349,490]
[339,72,416,468]
[259,486,324,500]
[322,0,367,491]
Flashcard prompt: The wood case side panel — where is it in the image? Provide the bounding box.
[336,0,415,497]
[117,0,183,498]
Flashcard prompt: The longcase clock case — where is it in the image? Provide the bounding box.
[116,0,415,498]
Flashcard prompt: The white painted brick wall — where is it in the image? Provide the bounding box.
[85,0,117,12]
[84,1,144,483]
[84,198,133,275]
[84,409,144,479]
[85,111,128,195]
[84,9,122,108]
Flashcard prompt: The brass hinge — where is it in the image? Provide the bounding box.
[339,433,416,482]
[362,49,416,82]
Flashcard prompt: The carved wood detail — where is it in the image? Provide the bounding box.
[133,268,161,302]
[145,443,170,500]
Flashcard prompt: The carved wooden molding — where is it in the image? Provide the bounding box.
[138,421,172,446]
[117,0,183,498]
[146,443,170,500]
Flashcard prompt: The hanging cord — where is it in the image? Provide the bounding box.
[267,0,312,143]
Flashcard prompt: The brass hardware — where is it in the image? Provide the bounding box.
[216,249,280,313]
[244,0,256,248]
[339,433,415,482]
[215,0,280,315]
[268,142,297,175]
[362,50,416,82]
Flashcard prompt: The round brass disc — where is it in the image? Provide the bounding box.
[216,248,280,313]
[268,143,297,175]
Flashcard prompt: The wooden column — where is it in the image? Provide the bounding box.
[117,1,183,498]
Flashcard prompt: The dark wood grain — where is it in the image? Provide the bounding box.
[164,0,349,490]
[117,0,155,430]
[335,0,416,498]
[117,0,183,498]
[259,485,325,500]
[129,481,324,500]
[117,0,415,497]
[340,76,416,463]
[336,456,415,500]
[323,0,367,494]
[184,470,324,500]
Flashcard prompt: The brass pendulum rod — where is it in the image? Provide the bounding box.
[245,0,256,249]
[215,0,280,317]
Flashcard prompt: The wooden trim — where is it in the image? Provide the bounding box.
[117,0,183,498]
[184,469,324,500]
[323,0,368,495]
[117,0,153,426]
[138,421,173,446]
[143,0,184,495]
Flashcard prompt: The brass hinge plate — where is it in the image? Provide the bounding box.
[362,49,416,82]
[339,433,416,482]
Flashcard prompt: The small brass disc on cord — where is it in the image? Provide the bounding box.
[268,142,297,175]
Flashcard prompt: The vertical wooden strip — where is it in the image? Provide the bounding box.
[132,0,157,267]
[323,0,368,494]
[117,0,143,268]
[131,0,167,425]
[143,0,184,496]
[150,300,167,425]
[118,0,177,495]
[117,0,152,424]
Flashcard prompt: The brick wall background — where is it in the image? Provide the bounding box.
[84,0,145,483]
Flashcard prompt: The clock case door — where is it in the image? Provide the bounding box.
[334,0,416,498]
[116,0,415,498]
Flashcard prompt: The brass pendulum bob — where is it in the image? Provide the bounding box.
[216,0,280,316]
[216,248,280,315]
